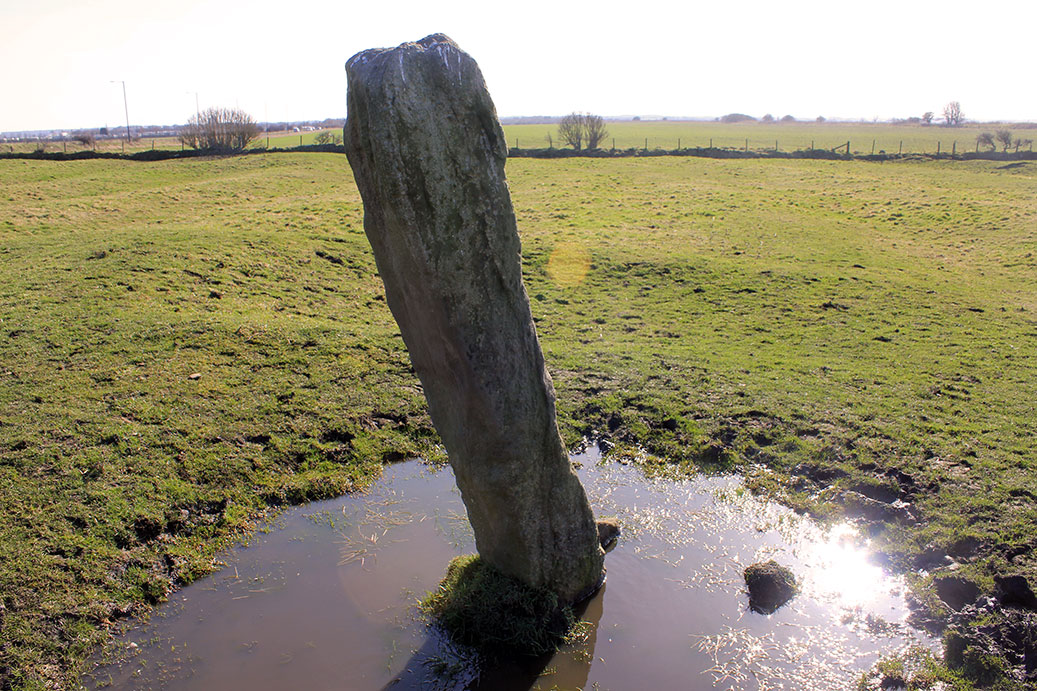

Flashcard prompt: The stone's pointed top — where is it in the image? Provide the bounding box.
[345,33,462,72]
[345,33,506,166]
[416,33,458,50]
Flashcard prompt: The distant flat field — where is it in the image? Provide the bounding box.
[0,130,334,155]
[501,120,1036,154]
[6,120,1034,156]
[0,153,1035,689]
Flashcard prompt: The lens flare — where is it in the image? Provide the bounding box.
[546,241,591,288]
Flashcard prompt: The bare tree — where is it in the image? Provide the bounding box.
[942,101,964,127]
[180,107,260,151]
[314,130,342,146]
[583,114,609,150]
[558,112,583,150]
[922,111,935,125]
[995,129,1014,152]
[977,132,996,151]
[1015,137,1033,152]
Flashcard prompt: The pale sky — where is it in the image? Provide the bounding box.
[2,0,1033,132]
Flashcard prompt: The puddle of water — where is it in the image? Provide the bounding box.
[84,448,934,690]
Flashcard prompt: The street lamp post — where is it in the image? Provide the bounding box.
[110,80,131,145]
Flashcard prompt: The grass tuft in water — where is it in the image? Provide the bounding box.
[419,555,589,659]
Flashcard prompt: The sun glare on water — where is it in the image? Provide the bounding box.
[803,522,894,609]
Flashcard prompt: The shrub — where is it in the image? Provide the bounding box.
[995,129,1013,152]
[558,113,583,151]
[179,107,260,152]
[313,131,341,146]
[583,114,608,150]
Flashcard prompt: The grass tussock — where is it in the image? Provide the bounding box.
[419,555,589,659]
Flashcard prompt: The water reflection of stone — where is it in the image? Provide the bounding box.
[83,450,936,691]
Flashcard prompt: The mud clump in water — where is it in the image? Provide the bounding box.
[745,560,798,614]
[596,518,621,552]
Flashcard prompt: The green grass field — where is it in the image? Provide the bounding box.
[1,153,1035,689]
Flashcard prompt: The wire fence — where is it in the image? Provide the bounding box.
[507,136,1035,157]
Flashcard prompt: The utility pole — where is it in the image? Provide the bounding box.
[110,80,131,144]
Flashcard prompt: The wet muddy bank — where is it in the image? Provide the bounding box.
[582,399,1037,679]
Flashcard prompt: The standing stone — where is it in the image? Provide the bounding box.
[344,34,604,604]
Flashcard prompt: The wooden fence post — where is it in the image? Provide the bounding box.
[937,141,941,155]
[677,138,681,150]
[744,138,748,152]
[871,139,875,155]
[709,138,713,149]
[952,141,956,155]
[644,137,648,151]
[899,140,903,155]
[775,139,779,151]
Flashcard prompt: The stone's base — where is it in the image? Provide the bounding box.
[420,555,591,659]
[744,560,798,615]
[572,567,607,607]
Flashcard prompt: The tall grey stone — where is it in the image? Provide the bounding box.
[344,34,604,604]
